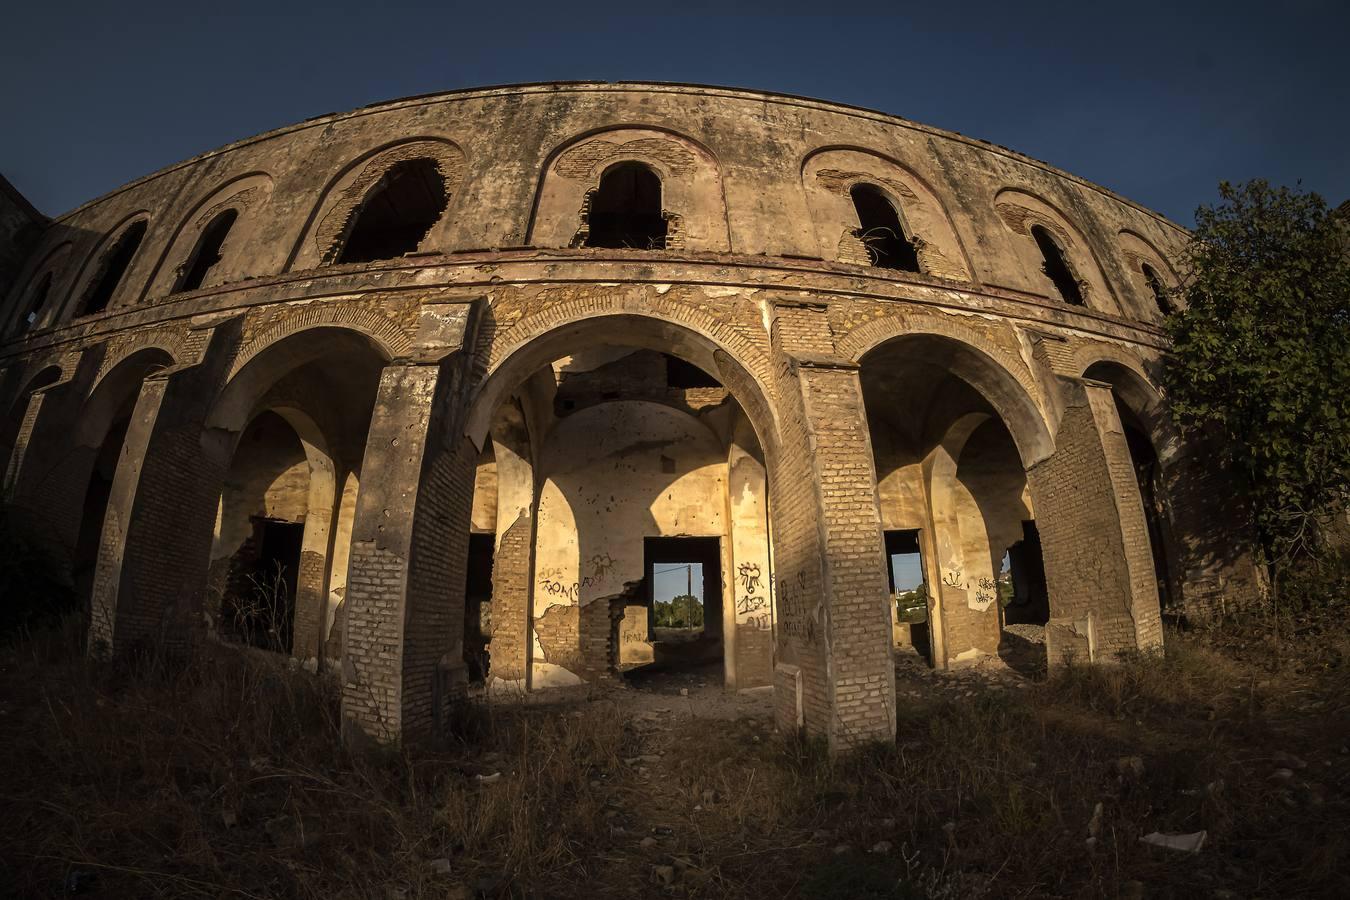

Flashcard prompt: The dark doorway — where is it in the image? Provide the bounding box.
[464,532,494,682]
[586,162,667,250]
[1002,521,1049,626]
[637,536,723,675]
[884,529,931,665]
[227,517,302,653]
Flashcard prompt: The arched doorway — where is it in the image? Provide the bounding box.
[205,328,387,664]
[463,314,778,693]
[859,333,1054,674]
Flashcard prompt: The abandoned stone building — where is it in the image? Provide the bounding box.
[0,82,1259,750]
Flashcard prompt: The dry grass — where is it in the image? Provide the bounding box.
[1,613,1347,899]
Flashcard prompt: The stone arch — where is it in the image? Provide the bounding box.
[993,188,1120,314]
[801,147,973,281]
[528,126,730,252]
[1119,230,1182,321]
[472,310,778,457]
[60,211,152,322]
[4,241,72,334]
[841,315,1053,467]
[1078,352,1177,461]
[77,346,176,450]
[212,324,396,435]
[287,137,467,271]
[141,172,275,301]
[89,330,189,399]
[205,326,388,662]
[227,304,413,387]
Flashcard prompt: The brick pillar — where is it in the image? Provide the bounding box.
[2,387,51,501]
[99,326,239,653]
[768,300,895,751]
[88,376,170,652]
[340,361,478,744]
[486,404,535,685]
[1028,378,1164,663]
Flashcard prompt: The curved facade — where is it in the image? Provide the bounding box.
[0,82,1256,749]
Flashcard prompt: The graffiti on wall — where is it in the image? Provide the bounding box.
[777,569,817,643]
[537,553,618,604]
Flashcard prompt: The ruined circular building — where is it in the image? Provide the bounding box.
[0,82,1257,749]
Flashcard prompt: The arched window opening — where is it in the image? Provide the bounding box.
[1030,225,1084,306]
[850,184,920,272]
[336,158,448,264]
[177,209,239,292]
[585,162,667,250]
[1141,263,1173,316]
[21,272,52,331]
[79,221,147,317]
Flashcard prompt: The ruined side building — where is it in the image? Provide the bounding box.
[0,83,1259,750]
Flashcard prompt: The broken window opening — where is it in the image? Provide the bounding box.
[585,162,668,250]
[664,354,720,388]
[1030,225,1085,306]
[79,220,148,317]
[464,532,495,682]
[177,209,239,292]
[335,158,448,264]
[850,183,921,272]
[1141,263,1173,316]
[884,529,931,665]
[21,272,52,330]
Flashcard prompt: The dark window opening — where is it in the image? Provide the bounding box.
[1002,521,1049,626]
[850,184,920,272]
[664,354,720,388]
[22,272,52,330]
[632,537,723,677]
[464,532,495,682]
[336,158,448,264]
[226,517,302,653]
[80,220,147,316]
[1030,225,1084,306]
[585,162,667,250]
[884,529,931,665]
[72,412,133,610]
[1141,263,1173,316]
[177,209,239,292]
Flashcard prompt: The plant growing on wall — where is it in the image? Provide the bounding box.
[1164,180,1350,602]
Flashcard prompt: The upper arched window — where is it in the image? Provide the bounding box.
[334,158,448,264]
[1141,263,1173,316]
[19,272,52,331]
[585,162,667,250]
[850,184,920,272]
[78,220,148,317]
[176,209,239,292]
[1030,225,1084,306]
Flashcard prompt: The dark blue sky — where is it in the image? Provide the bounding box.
[4,2,1346,223]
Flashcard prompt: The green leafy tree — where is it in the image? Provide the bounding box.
[1164,180,1350,596]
